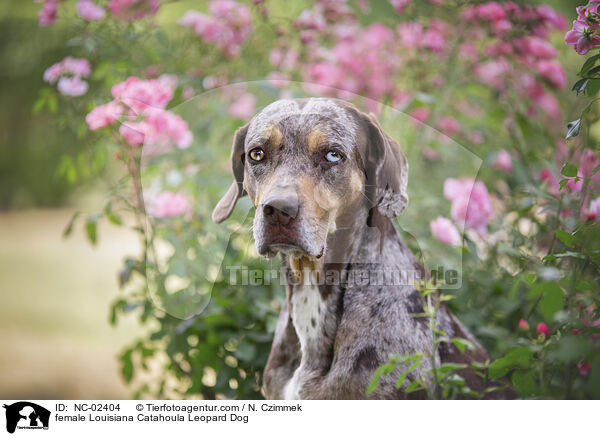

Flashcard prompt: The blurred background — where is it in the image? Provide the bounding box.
[0,0,587,399]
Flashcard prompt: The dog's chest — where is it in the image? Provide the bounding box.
[283,283,328,399]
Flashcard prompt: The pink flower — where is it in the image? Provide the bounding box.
[61,57,92,78]
[536,322,550,338]
[577,2,600,22]
[474,58,510,89]
[410,107,430,124]
[518,319,529,331]
[437,117,461,135]
[588,197,600,220]
[390,0,411,14]
[536,5,567,31]
[144,108,193,149]
[494,149,513,173]
[565,20,600,55]
[38,0,62,26]
[565,170,584,193]
[444,177,493,234]
[228,93,256,120]
[120,122,147,146]
[397,22,423,49]
[178,1,253,57]
[540,167,560,196]
[107,0,160,21]
[150,192,192,218]
[43,63,63,84]
[85,101,124,130]
[430,217,460,246]
[578,361,591,376]
[76,0,105,21]
[536,60,566,89]
[111,76,175,115]
[57,76,88,96]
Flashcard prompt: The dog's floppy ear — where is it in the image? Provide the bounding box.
[362,112,409,218]
[212,124,249,223]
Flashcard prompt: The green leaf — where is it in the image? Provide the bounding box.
[62,211,80,238]
[588,65,600,77]
[587,79,600,96]
[85,213,100,245]
[566,119,581,139]
[395,372,407,389]
[561,163,578,178]
[451,337,476,354]
[556,229,575,248]
[539,284,563,322]
[405,379,423,393]
[580,53,600,76]
[121,350,134,383]
[572,78,589,95]
[367,366,385,395]
[511,370,537,398]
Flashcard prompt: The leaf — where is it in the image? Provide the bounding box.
[572,78,589,95]
[539,284,563,322]
[556,229,575,248]
[587,79,600,96]
[405,379,423,393]
[367,365,386,395]
[589,65,600,77]
[121,350,134,383]
[566,119,581,139]
[561,163,578,178]
[62,211,80,238]
[580,53,600,76]
[85,213,101,245]
[511,370,537,398]
[395,372,407,389]
[452,337,476,354]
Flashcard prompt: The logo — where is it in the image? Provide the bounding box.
[2,402,50,434]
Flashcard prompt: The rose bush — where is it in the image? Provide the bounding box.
[34,0,600,399]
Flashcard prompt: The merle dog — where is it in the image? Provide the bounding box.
[213,98,511,399]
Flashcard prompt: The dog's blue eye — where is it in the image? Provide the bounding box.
[325,150,342,163]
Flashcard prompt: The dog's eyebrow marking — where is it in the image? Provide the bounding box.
[307,129,327,153]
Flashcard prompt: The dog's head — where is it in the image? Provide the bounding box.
[212,98,408,260]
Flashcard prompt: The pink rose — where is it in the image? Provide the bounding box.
[578,361,591,376]
[536,322,550,338]
[409,107,430,124]
[536,60,566,89]
[108,0,160,21]
[150,192,192,218]
[38,0,62,26]
[588,197,600,220]
[85,101,124,130]
[57,76,88,96]
[565,170,584,193]
[437,116,461,135]
[565,19,600,55]
[228,93,256,120]
[430,217,460,246]
[518,319,529,331]
[76,0,106,21]
[43,63,63,84]
[493,149,513,173]
[444,177,493,234]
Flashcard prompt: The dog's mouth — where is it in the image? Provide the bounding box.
[258,227,324,259]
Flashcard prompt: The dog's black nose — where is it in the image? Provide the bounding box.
[262,194,299,226]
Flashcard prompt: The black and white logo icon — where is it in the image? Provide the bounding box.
[3,402,50,434]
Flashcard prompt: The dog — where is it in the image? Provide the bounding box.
[212,98,510,399]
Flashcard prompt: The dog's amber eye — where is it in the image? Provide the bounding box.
[324,150,342,163]
[249,148,265,162]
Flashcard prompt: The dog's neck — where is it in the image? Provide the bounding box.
[281,209,400,395]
